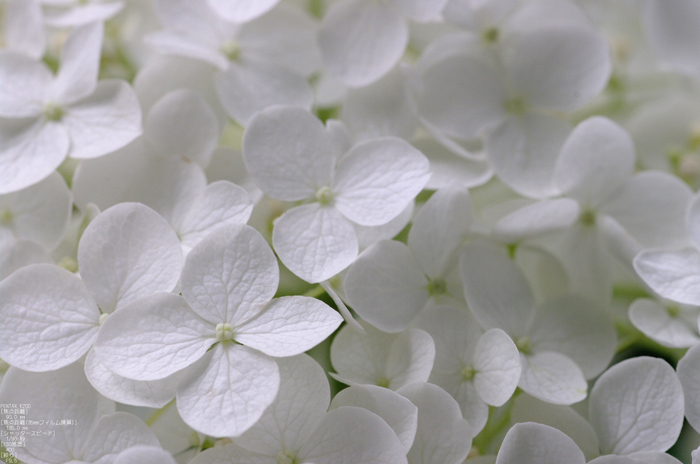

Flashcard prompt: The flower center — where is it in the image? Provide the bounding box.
[515,336,532,355]
[221,40,241,61]
[98,313,109,326]
[461,365,476,381]
[315,186,334,205]
[0,208,13,226]
[666,305,681,318]
[277,450,297,464]
[427,278,447,296]
[504,96,527,115]
[482,27,499,44]
[377,377,390,388]
[579,209,597,226]
[44,102,64,121]
[216,322,234,342]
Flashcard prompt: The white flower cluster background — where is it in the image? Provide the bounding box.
[3,0,700,462]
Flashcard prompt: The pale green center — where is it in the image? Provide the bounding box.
[667,305,681,318]
[377,377,390,388]
[427,278,448,296]
[44,102,64,121]
[277,450,297,464]
[482,27,499,44]
[461,365,476,381]
[0,208,12,226]
[98,313,109,326]
[315,186,334,205]
[515,336,532,355]
[58,256,79,273]
[216,322,234,342]
[504,96,527,115]
[221,40,241,61]
[579,209,597,226]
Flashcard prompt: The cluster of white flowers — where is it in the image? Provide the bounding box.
[3,0,700,462]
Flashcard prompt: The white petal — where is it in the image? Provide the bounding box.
[0,264,99,371]
[235,296,342,357]
[318,0,407,87]
[353,201,414,250]
[330,321,397,387]
[397,382,472,464]
[207,0,280,23]
[85,349,181,408]
[629,299,700,348]
[529,295,616,379]
[495,422,586,464]
[392,0,449,21]
[0,53,50,117]
[473,329,521,406]
[176,181,254,254]
[493,198,580,243]
[299,406,408,464]
[414,137,493,190]
[115,446,178,464]
[181,224,279,325]
[82,412,159,462]
[78,202,183,313]
[94,292,214,381]
[589,357,684,454]
[634,248,700,306]
[416,53,506,139]
[0,171,72,251]
[487,113,571,199]
[511,394,600,461]
[429,372,489,435]
[384,329,436,390]
[503,25,611,112]
[333,137,430,226]
[144,89,219,166]
[601,171,692,249]
[686,191,700,251]
[408,186,472,279]
[3,0,45,59]
[518,352,587,405]
[215,59,313,125]
[44,2,124,27]
[677,344,700,435]
[189,444,272,464]
[629,452,683,464]
[341,66,418,141]
[144,31,228,71]
[554,117,635,208]
[63,80,142,159]
[0,362,102,463]
[272,203,358,283]
[234,354,329,455]
[644,0,700,78]
[50,22,103,105]
[344,240,429,333]
[176,343,280,437]
[330,385,418,453]
[459,240,535,337]
[0,239,51,281]
[243,106,334,201]
[0,117,69,194]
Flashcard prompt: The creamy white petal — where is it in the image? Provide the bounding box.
[392,0,448,21]
[554,117,635,208]
[0,54,50,117]
[94,292,215,381]
[207,0,280,23]
[144,89,219,166]
[589,357,684,454]
[176,343,280,437]
[0,238,51,281]
[398,382,472,464]
[3,0,45,59]
[78,202,183,313]
[330,385,418,453]
[85,349,182,408]
[493,198,580,243]
[50,22,103,105]
[0,264,99,371]
[318,0,407,87]
[686,191,700,250]
[333,137,430,226]
[330,321,397,387]
[629,299,700,348]
[676,344,700,435]
[518,352,587,405]
[414,137,493,190]
[215,59,313,125]
[44,2,124,27]
[344,240,429,333]
[82,412,159,463]
[235,296,342,357]
[496,422,585,464]
[0,117,69,195]
[634,248,700,306]
[384,328,436,390]
[644,0,700,78]
[62,80,142,159]
[180,224,279,325]
[473,329,521,406]
[115,446,178,464]
[272,203,358,283]
[243,106,334,201]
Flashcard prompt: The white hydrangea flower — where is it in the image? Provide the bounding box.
[676,344,700,435]
[243,105,430,283]
[414,304,521,434]
[0,202,183,371]
[146,0,318,124]
[190,354,409,464]
[0,361,160,464]
[94,224,343,437]
[629,297,700,348]
[495,422,586,464]
[460,240,616,404]
[344,186,472,332]
[0,21,142,194]
[330,320,435,390]
[1,0,45,59]
[0,238,52,281]
[206,0,281,24]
